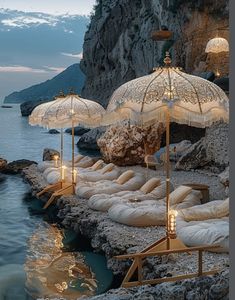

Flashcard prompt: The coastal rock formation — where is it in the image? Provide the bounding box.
[1,159,36,174]
[20,100,47,117]
[77,127,106,150]
[80,0,229,106]
[175,122,229,172]
[48,129,60,134]
[97,123,165,166]
[43,148,60,161]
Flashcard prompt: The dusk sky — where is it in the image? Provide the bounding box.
[0,0,96,102]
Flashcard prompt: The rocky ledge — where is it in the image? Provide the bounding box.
[23,164,229,299]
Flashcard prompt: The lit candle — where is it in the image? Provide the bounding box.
[61,165,67,181]
[54,155,59,167]
[168,210,178,239]
[72,169,77,184]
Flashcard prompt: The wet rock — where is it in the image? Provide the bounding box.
[77,127,106,150]
[43,148,60,161]
[0,158,7,171]
[1,159,37,174]
[65,126,90,136]
[98,123,165,166]
[48,129,60,134]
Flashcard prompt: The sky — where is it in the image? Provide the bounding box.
[0,0,96,102]
[0,0,96,16]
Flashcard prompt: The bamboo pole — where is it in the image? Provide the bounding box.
[60,128,63,182]
[72,119,75,185]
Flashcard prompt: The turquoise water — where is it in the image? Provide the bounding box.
[0,106,113,299]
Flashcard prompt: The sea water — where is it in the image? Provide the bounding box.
[0,105,113,299]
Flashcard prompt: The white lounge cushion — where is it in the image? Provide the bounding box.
[88,178,162,212]
[176,199,229,252]
[76,171,145,199]
[108,188,202,227]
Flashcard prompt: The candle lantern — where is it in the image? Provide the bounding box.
[54,155,59,167]
[168,210,178,239]
[61,165,67,182]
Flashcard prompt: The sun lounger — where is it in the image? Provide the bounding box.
[75,170,146,199]
[108,186,202,227]
[88,177,169,212]
[176,198,229,252]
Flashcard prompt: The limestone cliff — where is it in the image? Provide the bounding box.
[80,0,229,106]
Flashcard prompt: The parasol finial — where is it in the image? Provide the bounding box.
[164,51,172,66]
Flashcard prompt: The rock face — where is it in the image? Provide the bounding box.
[176,122,229,172]
[1,159,37,174]
[80,0,229,106]
[77,127,106,150]
[43,148,60,161]
[48,129,60,134]
[98,123,165,166]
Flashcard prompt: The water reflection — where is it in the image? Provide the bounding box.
[25,224,97,299]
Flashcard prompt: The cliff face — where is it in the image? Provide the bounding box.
[80,0,229,106]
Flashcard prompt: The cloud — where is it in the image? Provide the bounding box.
[63,29,74,34]
[1,15,58,28]
[0,66,48,73]
[61,52,83,59]
[0,65,65,73]
[44,66,66,73]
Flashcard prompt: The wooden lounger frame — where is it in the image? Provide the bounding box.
[115,236,220,288]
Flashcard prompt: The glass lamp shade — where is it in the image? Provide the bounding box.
[205,37,229,53]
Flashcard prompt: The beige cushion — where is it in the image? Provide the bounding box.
[115,170,135,185]
[149,181,174,199]
[180,198,229,222]
[169,185,192,205]
[91,159,104,171]
[140,178,161,194]
[100,163,115,174]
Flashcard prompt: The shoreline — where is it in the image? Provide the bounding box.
[22,163,229,299]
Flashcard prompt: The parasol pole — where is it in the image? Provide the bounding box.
[60,128,64,182]
[165,109,170,250]
[72,118,75,186]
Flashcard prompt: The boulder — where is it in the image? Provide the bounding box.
[77,127,106,150]
[98,123,165,166]
[20,100,47,117]
[175,138,209,170]
[43,148,60,161]
[48,129,60,134]
[198,71,215,82]
[0,158,7,171]
[65,126,90,136]
[214,77,229,92]
[1,159,37,174]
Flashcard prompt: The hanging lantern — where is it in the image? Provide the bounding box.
[205,37,229,53]
[151,26,173,41]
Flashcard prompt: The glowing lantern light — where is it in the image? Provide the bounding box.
[205,37,229,54]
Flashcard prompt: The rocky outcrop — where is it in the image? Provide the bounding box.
[1,159,37,174]
[48,129,60,134]
[175,122,229,172]
[98,123,165,166]
[43,148,60,161]
[77,127,106,150]
[81,0,229,106]
[219,167,229,187]
[20,100,47,117]
[0,158,7,171]
[65,126,90,136]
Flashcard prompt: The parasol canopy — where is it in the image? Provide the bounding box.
[39,92,105,129]
[102,54,229,128]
